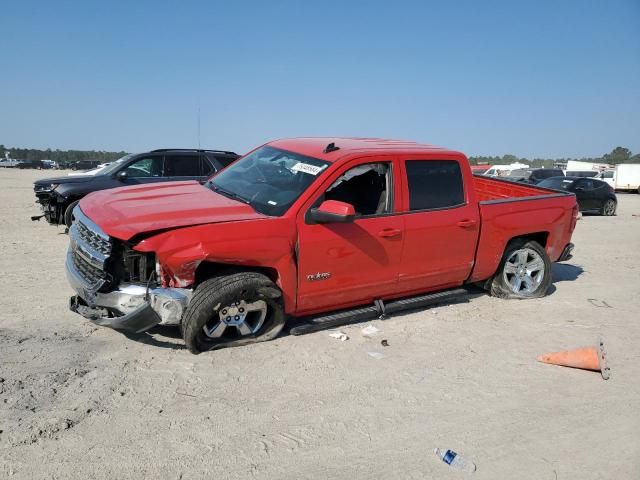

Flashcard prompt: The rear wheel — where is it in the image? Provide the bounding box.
[181,272,286,354]
[601,199,616,216]
[64,200,80,227]
[490,240,551,299]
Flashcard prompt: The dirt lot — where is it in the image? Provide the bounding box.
[0,168,639,479]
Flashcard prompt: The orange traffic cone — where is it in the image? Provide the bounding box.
[537,339,610,380]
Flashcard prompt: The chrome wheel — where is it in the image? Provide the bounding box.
[203,300,268,338]
[502,248,545,295]
[603,200,616,216]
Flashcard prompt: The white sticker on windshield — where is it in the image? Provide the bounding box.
[268,200,277,205]
[291,162,325,176]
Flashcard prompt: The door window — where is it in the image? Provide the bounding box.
[122,156,163,178]
[405,160,464,210]
[322,163,391,216]
[164,154,201,177]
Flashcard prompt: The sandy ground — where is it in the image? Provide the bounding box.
[0,168,639,479]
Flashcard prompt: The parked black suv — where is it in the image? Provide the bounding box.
[33,148,239,227]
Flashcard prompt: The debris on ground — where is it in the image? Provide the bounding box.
[381,339,389,347]
[367,352,385,360]
[587,298,612,308]
[537,338,610,380]
[361,325,380,337]
[434,448,476,473]
[328,331,349,341]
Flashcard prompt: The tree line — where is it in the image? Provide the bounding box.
[469,147,640,167]
[0,145,128,164]
[1,144,638,168]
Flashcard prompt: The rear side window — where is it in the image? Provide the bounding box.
[405,160,464,210]
[210,155,237,168]
[165,154,201,176]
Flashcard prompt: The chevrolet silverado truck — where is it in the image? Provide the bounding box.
[33,148,239,227]
[66,138,577,353]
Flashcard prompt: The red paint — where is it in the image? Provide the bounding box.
[79,138,578,317]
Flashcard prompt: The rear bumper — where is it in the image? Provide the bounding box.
[557,243,574,262]
[65,248,192,333]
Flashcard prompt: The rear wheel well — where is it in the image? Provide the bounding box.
[507,231,549,249]
[194,261,280,288]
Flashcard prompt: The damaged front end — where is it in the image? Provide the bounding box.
[33,183,65,224]
[65,207,192,333]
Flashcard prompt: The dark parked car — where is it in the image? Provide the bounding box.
[538,176,617,216]
[18,160,45,169]
[71,159,102,170]
[33,148,239,227]
[506,168,565,184]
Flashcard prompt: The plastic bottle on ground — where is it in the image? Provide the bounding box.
[434,448,476,473]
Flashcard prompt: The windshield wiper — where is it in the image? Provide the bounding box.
[210,184,252,206]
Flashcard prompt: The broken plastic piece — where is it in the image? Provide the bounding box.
[367,352,385,360]
[361,325,380,337]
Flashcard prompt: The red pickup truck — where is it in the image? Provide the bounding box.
[66,138,577,353]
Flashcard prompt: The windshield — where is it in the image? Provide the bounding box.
[208,146,330,216]
[98,154,136,175]
[538,177,574,190]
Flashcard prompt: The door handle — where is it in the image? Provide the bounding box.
[378,228,402,238]
[457,219,477,228]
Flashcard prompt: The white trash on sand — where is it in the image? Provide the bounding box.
[328,331,349,341]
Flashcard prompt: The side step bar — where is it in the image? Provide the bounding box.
[289,287,481,336]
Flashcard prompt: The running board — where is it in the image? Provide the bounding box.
[289,287,480,336]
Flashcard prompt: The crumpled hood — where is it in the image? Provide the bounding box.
[79,181,266,241]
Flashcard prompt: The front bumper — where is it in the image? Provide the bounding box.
[66,246,192,333]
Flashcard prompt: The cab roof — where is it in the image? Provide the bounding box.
[267,137,463,163]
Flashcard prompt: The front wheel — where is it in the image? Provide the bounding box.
[181,272,286,354]
[489,240,551,299]
[601,199,616,216]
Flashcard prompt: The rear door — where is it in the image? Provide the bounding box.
[296,157,404,314]
[396,158,480,294]
[165,153,207,183]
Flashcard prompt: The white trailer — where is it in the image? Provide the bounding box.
[600,164,640,193]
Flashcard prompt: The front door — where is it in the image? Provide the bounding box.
[296,159,403,314]
[119,155,167,185]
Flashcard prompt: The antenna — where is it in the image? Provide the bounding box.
[197,107,201,149]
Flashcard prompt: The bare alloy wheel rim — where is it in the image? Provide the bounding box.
[604,200,616,215]
[502,248,545,294]
[203,300,268,339]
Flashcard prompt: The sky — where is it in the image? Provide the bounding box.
[1,0,639,158]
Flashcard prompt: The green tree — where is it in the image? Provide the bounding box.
[603,146,632,164]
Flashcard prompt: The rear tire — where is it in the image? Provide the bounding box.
[601,199,616,216]
[64,200,80,227]
[489,239,551,299]
[181,272,286,354]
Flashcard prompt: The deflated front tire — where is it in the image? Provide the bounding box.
[181,272,286,354]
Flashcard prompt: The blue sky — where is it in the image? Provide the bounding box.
[1,0,639,158]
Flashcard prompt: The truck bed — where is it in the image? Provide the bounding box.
[473,175,554,202]
[468,175,578,282]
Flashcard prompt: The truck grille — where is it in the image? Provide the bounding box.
[71,249,106,286]
[68,207,112,290]
[76,219,112,256]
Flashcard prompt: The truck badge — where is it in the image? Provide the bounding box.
[306,272,331,282]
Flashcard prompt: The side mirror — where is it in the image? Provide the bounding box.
[308,200,355,224]
[116,170,128,180]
